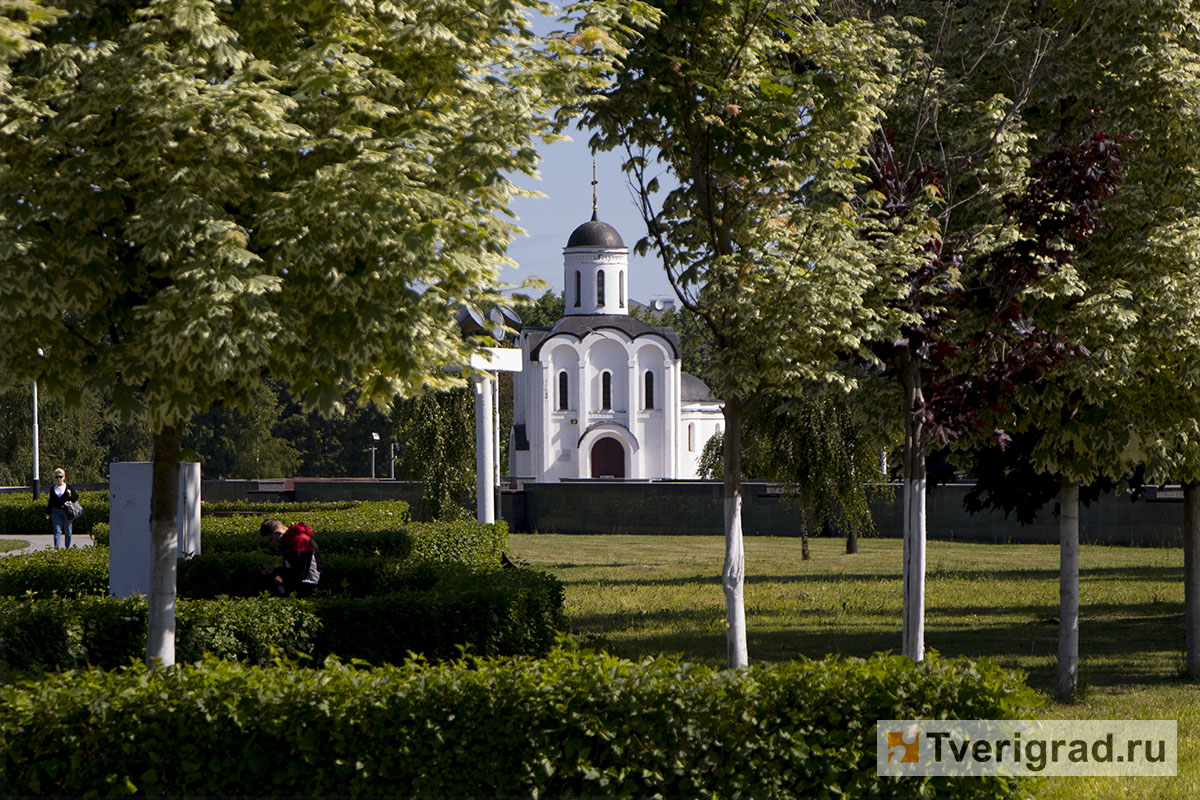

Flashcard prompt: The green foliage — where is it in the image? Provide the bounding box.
[510,289,564,329]
[0,569,563,672]
[203,500,360,513]
[313,569,565,663]
[391,386,476,521]
[0,595,319,673]
[0,490,107,536]
[0,648,1039,798]
[0,546,108,598]
[184,383,301,479]
[6,515,506,598]
[584,1,907,403]
[0,0,620,427]
[701,394,887,540]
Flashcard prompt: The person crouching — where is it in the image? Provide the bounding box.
[259,518,320,598]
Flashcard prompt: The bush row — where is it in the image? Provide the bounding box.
[202,499,362,513]
[0,569,564,673]
[0,547,513,599]
[0,595,318,674]
[0,649,1040,799]
[0,490,106,536]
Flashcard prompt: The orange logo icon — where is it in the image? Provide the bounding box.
[888,731,920,763]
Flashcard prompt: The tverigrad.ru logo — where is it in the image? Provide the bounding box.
[877,720,1176,777]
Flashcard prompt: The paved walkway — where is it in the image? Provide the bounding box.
[0,533,95,556]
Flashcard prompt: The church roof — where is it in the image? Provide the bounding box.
[565,214,626,249]
[681,372,718,402]
[527,314,680,360]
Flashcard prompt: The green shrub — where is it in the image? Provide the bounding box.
[0,545,507,600]
[0,546,108,598]
[406,519,507,568]
[312,569,566,662]
[0,570,563,672]
[202,500,361,514]
[176,554,481,599]
[0,596,319,674]
[0,490,107,536]
[0,649,1040,799]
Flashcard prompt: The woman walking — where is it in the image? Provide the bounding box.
[45,468,79,549]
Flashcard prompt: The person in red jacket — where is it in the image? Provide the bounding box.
[259,518,320,597]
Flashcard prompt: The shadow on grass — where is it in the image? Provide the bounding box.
[570,604,1187,694]
[555,564,1181,588]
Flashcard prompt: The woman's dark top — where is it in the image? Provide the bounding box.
[46,484,79,513]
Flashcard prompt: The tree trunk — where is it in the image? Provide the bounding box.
[901,356,926,661]
[846,529,858,554]
[1185,482,1200,680]
[146,423,183,668]
[799,506,811,561]
[722,398,748,668]
[1057,476,1080,702]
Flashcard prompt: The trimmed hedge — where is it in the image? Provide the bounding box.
[0,595,319,673]
[0,546,109,598]
[0,547,510,600]
[0,490,107,536]
[0,649,1040,799]
[91,499,413,550]
[0,570,564,672]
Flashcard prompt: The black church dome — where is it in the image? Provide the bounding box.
[566,215,625,249]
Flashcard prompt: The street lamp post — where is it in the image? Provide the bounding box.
[31,379,40,500]
[389,442,398,480]
[369,432,380,479]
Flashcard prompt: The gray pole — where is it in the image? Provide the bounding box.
[31,379,40,500]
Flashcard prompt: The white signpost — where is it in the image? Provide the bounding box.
[469,347,522,524]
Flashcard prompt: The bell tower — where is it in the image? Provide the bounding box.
[563,164,629,316]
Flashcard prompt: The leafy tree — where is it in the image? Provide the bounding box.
[958,0,1200,697]
[392,387,476,521]
[698,392,888,557]
[582,0,907,667]
[184,383,301,479]
[0,0,605,666]
[818,0,1135,663]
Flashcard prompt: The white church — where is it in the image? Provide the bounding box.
[509,212,724,481]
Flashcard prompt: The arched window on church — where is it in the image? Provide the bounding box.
[597,270,606,307]
[619,272,625,308]
[644,370,655,410]
[574,271,581,307]
[601,371,612,410]
[558,371,569,411]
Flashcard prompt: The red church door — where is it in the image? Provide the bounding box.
[590,437,625,478]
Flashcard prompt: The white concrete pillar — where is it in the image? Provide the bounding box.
[473,373,495,524]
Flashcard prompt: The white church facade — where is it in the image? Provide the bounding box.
[509,213,724,481]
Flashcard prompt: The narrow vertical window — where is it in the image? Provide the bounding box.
[619,272,625,308]
[597,271,606,307]
[601,371,612,410]
[574,271,581,307]
[644,371,655,410]
[688,423,696,451]
[558,371,569,410]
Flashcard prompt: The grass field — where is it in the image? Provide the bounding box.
[0,539,28,554]
[509,533,1198,800]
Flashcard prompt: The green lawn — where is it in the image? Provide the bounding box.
[0,539,29,554]
[509,533,1198,800]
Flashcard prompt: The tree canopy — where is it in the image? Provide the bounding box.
[0,0,612,665]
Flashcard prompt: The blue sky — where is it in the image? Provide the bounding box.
[502,130,676,304]
[498,5,676,304]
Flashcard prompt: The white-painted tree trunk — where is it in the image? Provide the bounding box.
[722,399,748,668]
[146,424,182,668]
[901,358,926,661]
[1058,477,1080,702]
[1184,482,1200,680]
